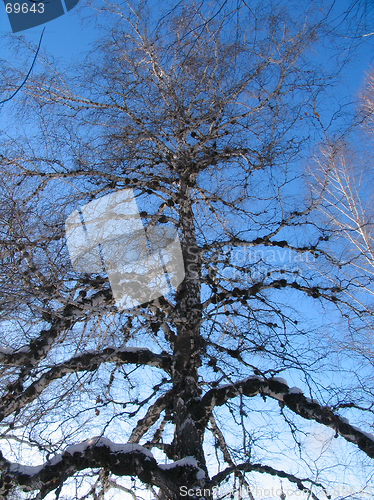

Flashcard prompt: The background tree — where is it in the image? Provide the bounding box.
[0,1,374,499]
[308,67,374,385]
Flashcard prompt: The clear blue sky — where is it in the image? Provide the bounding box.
[0,1,97,61]
[0,0,372,101]
[0,1,373,119]
[0,0,373,80]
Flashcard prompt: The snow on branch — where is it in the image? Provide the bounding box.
[200,376,374,459]
[212,462,329,500]
[0,347,171,422]
[0,325,63,367]
[0,288,131,368]
[0,437,202,499]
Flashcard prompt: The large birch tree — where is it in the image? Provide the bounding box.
[0,1,373,499]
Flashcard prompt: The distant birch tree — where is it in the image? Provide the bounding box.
[309,68,374,371]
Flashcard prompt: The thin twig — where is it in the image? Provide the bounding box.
[0,27,45,107]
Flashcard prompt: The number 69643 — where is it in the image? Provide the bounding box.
[5,2,45,13]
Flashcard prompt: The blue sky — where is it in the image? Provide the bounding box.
[0,0,373,85]
[0,1,96,60]
[0,0,373,140]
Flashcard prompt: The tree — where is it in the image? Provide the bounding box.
[0,1,374,499]
[308,67,374,371]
